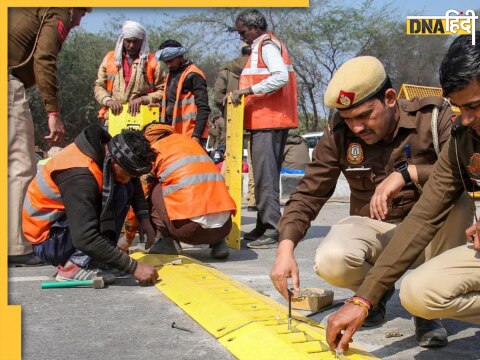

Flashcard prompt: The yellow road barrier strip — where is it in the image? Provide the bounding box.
[132,253,378,359]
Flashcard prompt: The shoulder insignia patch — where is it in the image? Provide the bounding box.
[346,142,364,164]
[57,20,69,42]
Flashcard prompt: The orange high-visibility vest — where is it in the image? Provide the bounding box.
[239,33,298,130]
[160,64,209,138]
[22,144,103,244]
[151,133,236,220]
[98,51,158,119]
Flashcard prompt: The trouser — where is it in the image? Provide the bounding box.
[245,133,256,207]
[150,184,231,245]
[400,244,480,324]
[314,193,472,291]
[8,74,37,256]
[32,183,133,267]
[250,129,288,231]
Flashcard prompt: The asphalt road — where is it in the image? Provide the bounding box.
[8,202,480,360]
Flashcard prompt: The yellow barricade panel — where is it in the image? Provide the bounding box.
[131,253,378,360]
[224,96,244,249]
[108,104,160,136]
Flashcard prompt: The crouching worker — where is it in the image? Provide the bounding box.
[144,123,236,259]
[22,124,159,285]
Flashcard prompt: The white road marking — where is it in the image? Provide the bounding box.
[8,276,51,282]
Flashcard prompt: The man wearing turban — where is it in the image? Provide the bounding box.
[95,20,165,122]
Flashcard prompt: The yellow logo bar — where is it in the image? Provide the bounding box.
[406,9,478,44]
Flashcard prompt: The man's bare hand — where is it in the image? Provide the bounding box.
[106,99,124,115]
[227,87,252,106]
[269,240,299,300]
[128,96,147,116]
[45,113,65,144]
[326,303,365,353]
[370,171,404,220]
[133,262,159,285]
[465,221,480,250]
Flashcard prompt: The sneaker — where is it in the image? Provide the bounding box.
[363,286,395,327]
[8,253,45,267]
[243,227,266,241]
[246,231,279,249]
[414,317,448,348]
[149,237,183,255]
[210,239,229,259]
[56,261,116,285]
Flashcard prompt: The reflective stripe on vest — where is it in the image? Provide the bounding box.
[22,143,103,244]
[239,33,298,130]
[158,154,212,181]
[160,64,209,138]
[162,172,224,197]
[151,134,236,220]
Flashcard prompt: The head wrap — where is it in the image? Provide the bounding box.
[114,20,149,67]
[155,46,188,61]
[144,123,175,144]
[107,133,153,177]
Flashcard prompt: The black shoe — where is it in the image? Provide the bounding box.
[247,206,258,212]
[246,231,278,249]
[8,253,45,267]
[210,239,229,259]
[243,227,266,241]
[414,317,448,348]
[148,237,183,255]
[363,286,395,327]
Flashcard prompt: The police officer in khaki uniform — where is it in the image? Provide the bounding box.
[270,56,472,347]
[8,7,91,266]
[326,33,480,354]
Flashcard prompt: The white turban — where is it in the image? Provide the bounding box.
[114,20,150,67]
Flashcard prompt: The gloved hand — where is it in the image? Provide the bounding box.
[139,217,156,249]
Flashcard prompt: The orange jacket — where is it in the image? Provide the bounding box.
[160,64,208,138]
[98,51,157,119]
[22,143,103,244]
[239,33,298,130]
[151,133,236,220]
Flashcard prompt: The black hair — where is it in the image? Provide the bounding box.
[439,31,480,96]
[236,9,268,31]
[120,129,155,164]
[370,76,393,103]
[158,39,183,50]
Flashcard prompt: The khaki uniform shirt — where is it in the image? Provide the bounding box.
[356,118,476,304]
[94,52,165,110]
[8,8,73,113]
[279,97,454,244]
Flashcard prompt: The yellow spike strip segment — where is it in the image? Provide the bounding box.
[224,95,244,249]
[132,253,379,360]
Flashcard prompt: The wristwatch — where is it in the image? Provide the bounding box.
[394,160,413,186]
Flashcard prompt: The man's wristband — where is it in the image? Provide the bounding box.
[394,160,413,186]
[345,296,372,318]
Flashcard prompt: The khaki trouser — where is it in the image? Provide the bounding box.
[8,75,37,255]
[400,244,480,324]
[245,133,256,207]
[314,193,472,291]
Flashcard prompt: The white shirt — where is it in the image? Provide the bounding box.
[250,36,289,95]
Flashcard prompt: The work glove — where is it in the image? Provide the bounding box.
[139,217,156,249]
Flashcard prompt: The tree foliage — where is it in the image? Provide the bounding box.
[28,3,454,150]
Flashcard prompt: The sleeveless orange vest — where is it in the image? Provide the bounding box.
[22,144,103,244]
[160,64,209,138]
[151,134,236,220]
[98,51,157,119]
[239,33,298,130]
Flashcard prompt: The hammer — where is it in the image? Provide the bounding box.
[41,276,105,289]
